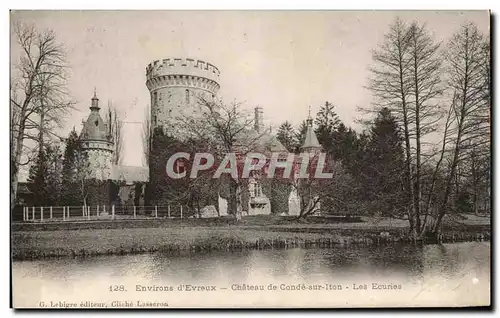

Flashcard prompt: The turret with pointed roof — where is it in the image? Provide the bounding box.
[79,89,114,180]
[301,106,322,153]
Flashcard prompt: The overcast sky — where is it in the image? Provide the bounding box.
[11,10,490,168]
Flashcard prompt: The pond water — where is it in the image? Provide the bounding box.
[12,242,490,308]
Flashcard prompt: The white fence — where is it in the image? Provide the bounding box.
[21,204,193,223]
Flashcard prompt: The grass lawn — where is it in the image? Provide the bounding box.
[12,226,347,260]
[11,214,490,260]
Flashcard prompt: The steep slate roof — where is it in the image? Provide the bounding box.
[301,118,322,151]
[79,92,111,141]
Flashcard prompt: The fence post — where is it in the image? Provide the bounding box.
[103,205,106,214]
[97,205,100,216]
[82,206,85,217]
[155,206,158,218]
[133,206,136,219]
[168,205,171,218]
[87,206,90,220]
[41,207,44,222]
[50,206,53,219]
[112,205,115,220]
[67,206,71,220]
[23,207,26,221]
[63,206,66,221]
[180,205,183,219]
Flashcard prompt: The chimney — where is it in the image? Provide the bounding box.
[254,107,264,132]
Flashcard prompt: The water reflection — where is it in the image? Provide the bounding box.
[13,242,490,308]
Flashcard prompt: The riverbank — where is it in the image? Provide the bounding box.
[12,215,490,261]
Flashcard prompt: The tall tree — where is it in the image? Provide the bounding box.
[368,18,444,237]
[142,104,151,166]
[61,128,82,205]
[10,23,73,210]
[362,108,407,217]
[406,21,444,235]
[367,18,416,232]
[107,101,123,165]
[431,22,490,233]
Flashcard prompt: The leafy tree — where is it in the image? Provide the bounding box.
[276,121,296,153]
[362,107,407,217]
[294,120,308,152]
[314,101,341,151]
[27,142,63,206]
[60,128,81,205]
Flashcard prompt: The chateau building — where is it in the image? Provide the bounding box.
[144,57,325,217]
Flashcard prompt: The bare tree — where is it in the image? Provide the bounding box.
[289,156,357,219]
[142,104,151,166]
[10,22,74,211]
[366,18,416,232]
[367,18,445,238]
[430,22,490,233]
[177,97,268,221]
[107,101,123,165]
[406,21,444,235]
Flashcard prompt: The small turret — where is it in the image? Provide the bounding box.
[78,88,114,181]
[301,106,322,153]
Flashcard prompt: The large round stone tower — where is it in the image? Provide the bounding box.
[79,90,114,180]
[145,58,220,132]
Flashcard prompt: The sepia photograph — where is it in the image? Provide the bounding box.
[9,9,491,309]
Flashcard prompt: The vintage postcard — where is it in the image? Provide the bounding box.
[10,10,491,308]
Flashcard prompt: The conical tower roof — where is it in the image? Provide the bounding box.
[80,89,112,142]
[301,107,322,152]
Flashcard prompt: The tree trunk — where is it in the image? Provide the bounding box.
[413,57,422,237]
[229,179,241,221]
[396,31,416,238]
[11,120,25,212]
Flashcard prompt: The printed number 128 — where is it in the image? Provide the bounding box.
[109,285,126,292]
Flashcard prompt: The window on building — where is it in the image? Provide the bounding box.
[153,115,157,126]
[253,183,261,198]
[185,89,190,104]
[153,92,158,106]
